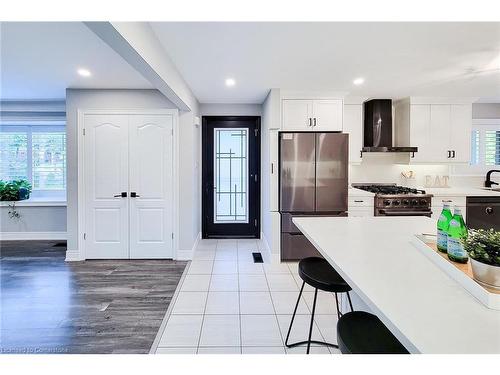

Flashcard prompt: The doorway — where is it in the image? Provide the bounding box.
[202,116,260,238]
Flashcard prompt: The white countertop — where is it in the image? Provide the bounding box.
[421,187,500,197]
[292,216,500,354]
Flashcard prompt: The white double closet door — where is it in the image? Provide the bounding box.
[84,112,174,259]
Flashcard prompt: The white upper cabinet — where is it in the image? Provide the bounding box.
[343,104,363,164]
[282,99,343,131]
[450,104,472,163]
[395,98,472,164]
[282,100,313,130]
[312,100,343,131]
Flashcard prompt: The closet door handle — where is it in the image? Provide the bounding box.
[130,192,140,198]
[114,192,127,198]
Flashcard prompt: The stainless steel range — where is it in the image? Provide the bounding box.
[352,183,433,217]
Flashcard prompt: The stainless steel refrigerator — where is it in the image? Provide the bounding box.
[279,132,348,260]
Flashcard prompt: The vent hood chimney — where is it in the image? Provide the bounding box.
[362,99,417,153]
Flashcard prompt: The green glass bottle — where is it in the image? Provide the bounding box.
[436,200,453,253]
[447,207,468,263]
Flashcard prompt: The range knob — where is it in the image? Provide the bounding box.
[402,199,410,206]
[419,199,428,206]
[392,200,401,206]
[411,199,419,206]
[383,200,391,206]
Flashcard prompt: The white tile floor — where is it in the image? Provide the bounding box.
[154,239,343,354]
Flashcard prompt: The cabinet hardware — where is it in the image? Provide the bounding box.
[452,150,456,158]
[308,118,312,127]
[354,200,364,203]
[114,192,127,198]
[447,150,451,158]
[130,192,140,198]
[271,163,274,174]
[313,118,317,127]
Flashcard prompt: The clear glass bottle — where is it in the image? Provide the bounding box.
[436,200,453,253]
[447,207,468,263]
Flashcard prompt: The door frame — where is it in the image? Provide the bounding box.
[76,109,179,260]
[202,116,261,239]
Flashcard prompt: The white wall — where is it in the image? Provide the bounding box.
[65,89,200,257]
[0,206,66,234]
[200,103,262,116]
[472,103,500,119]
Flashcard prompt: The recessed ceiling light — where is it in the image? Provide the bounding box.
[353,77,365,85]
[77,68,92,77]
[225,78,236,87]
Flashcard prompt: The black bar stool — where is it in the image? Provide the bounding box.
[285,257,354,354]
[337,311,409,354]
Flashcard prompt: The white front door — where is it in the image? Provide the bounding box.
[128,115,173,259]
[83,112,175,259]
[84,114,130,259]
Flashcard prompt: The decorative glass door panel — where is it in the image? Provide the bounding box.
[202,116,260,238]
[214,128,248,223]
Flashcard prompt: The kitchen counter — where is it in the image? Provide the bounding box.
[292,216,500,354]
[420,187,500,197]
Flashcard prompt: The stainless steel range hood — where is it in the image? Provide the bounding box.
[362,99,417,153]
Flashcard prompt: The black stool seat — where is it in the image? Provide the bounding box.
[299,257,351,293]
[337,311,409,354]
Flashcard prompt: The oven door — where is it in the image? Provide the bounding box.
[376,209,432,217]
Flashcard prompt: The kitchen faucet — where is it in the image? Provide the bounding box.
[485,169,500,188]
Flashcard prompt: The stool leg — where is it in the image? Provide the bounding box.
[346,291,354,312]
[285,280,305,347]
[307,288,318,354]
[334,292,342,320]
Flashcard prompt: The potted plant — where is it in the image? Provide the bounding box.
[0,179,32,201]
[464,228,500,289]
[0,179,32,219]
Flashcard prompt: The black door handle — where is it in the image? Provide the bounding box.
[114,192,127,198]
[130,192,140,198]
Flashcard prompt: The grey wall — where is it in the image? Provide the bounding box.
[0,206,66,232]
[65,89,200,255]
[472,103,500,119]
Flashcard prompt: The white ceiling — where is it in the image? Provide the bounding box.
[0,22,152,100]
[152,22,500,104]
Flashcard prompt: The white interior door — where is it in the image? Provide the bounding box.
[128,114,173,259]
[84,114,129,259]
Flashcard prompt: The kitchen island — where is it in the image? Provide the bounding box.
[292,216,500,354]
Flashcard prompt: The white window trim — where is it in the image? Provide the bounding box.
[0,122,67,198]
[452,118,500,176]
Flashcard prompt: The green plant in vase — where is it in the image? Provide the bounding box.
[464,228,500,288]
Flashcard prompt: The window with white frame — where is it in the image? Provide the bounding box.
[0,124,66,194]
[455,119,500,175]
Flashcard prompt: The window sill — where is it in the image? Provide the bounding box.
[0,198,67,207]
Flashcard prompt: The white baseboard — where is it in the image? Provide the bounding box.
[65,249,84,262]
[175,232,200,260]
[0,231,67,241]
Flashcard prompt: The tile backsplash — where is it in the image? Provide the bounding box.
[349,153,483,188]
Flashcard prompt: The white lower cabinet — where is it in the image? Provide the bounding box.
[348,196,374,217]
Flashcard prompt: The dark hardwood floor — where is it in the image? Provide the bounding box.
[0,240,187,354]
